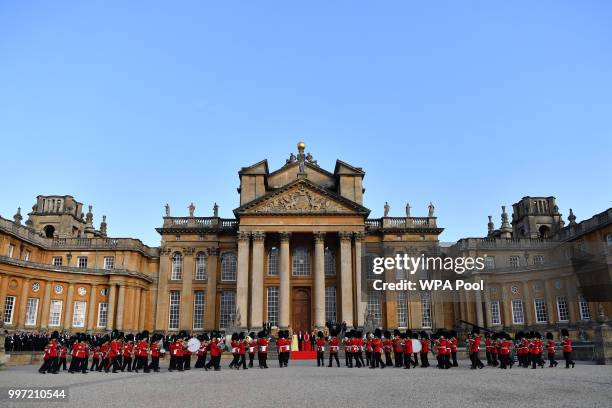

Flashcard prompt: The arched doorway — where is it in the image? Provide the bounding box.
[292,287,311,333]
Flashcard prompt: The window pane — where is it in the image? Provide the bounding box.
[325,286,337,323]
[72,301,87,327]
[97,302,109,328]
[557,296,569,322]
[292,247,311,276]
[25,298,39,326]
[3,296,16,324]
[221,253,237,281]
[490,301,501,325]
[266,287,279,327]
[396,291,407,327]
[421,292,432,328]
[168,291,181,330]
[579,295,591,320]
[534,298,548,323]
[193,291,205,329]
[366,289,382,327]
[324,248,335,276]
[195,253,207,280]
[219,290,236,328]
[512,299,524,324]
[171,253,183,280]
[268,247,279,276]
[49,300,63,326]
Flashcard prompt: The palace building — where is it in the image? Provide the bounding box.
[0,142,610,337]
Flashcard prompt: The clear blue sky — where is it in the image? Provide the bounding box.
[1,1,610,246]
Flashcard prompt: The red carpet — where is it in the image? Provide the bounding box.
[290,350,317,360]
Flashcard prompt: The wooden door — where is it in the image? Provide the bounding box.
[292,287,311,333]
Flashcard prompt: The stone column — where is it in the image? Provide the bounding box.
[474,281,484,327]
[339,232,354,327]
[204,248,219,330]
[483,285,492,327]
[236,232,250,328]
[63,283,74,329]
[107,284,117,330]
[279,232,291,329]
[543,280,556,324]
[250,231,265,330]
[87,284,98,331]
[0,275,8,322]
[133,288,141,331]
[354,233,364,328]
[313,232,326,328]
[116,284,126,330]
[522,281,534,325]
[17,278,30,327]
[40,280,52,329]
[181,251,194,331]
[139,289,147,331]
[155,251,170,331]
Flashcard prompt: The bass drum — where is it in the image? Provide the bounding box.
[187,337,201,353]
[412,339,422,353]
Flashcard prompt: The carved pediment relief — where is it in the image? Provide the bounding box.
[247,184,354,214]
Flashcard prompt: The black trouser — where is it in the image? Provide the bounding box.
[328,352,340,367]
[470,352,484,369]
[169,355,184,371]
[90,358,100,371]
[403,353,415,368]
[371,352,385,368]
[100,357,109,372]
[68,357,76,372]
[384,351,393,366]
[365,351,372,367]
[211,355,221,370]
[135,356,149,372]
[317,351,324,366]
[420,352,429,367]
[248,353,255,367]
[112,356,122,372]
[451,352,458,367]
[438,354,451,369]
[394,352,403,367]
[258,353,268,368]
[563,351,574,368]
[548,352,558,367]
[491,352,498,366]
[60,357,67,370]
[195,355,207,368]
[238,354,247,369]
[354,352,364,368]
[486,350,493,365]
[500,354,510,369]
[39,357,59,373]
[183,355,191,370]
[531,353,544,368]
[230,354,240,368]
[149,356,160,371]
[280,352,289,367]
[413,352,419,366]
[132,356,138,371]
[122,356,132,371]
[346,351,353,367]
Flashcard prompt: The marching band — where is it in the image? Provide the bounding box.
[37,327,576,374]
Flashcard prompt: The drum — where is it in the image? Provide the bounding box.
[412,339,422,353]
[187,337,201,353]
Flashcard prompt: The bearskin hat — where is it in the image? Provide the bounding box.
[393,329,401,336]
[546,332,554,340]
[202,333,210,341]
[231,332,238,341]
[51,330,59,340]
[374,328,382,338]
[420,330,429,340]
[239,332,245,341]
[384,330,391,339]
[126,333,135,342]
[515,331,524,340]
[317,331,324,338]
[411,331,419,339]
[330,328,338,337]
[356,330,363,339]
[561,328,569,337]
[249,332,256,339]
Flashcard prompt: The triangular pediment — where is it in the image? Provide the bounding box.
[234,179,370,216]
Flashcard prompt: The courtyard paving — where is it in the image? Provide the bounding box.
[0,360,611,408]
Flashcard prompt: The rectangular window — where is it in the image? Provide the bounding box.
[52,256,62,266]
[195,255,207,280]
[421,292,432,328]
[509,256,520,269]
[7,244,15,258]
[511,299,525,324]
[72,301,87,328]
[534,298,548,323]
[367,289,382,327]
[3,296,16,324]
[49,300,63,326]
[325,286,337,323]
[396,291,407,327]
[219,290,236,329]
[168,291,181,330]
[490,300,501,325]
[533,255,544,265]
[485,256,495,269]
[25,298,39,326]
[579,295,591,320]
[77,256,88,269]
[23,250,31,261]
[268,248,279,276]
[557,296,569,322]
[193,291,205,330]
[97,302,109,328]
[104,256,114,270]
[266,287,279,327]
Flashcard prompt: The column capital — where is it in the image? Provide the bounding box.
[206,246,220,256]
[354,232,365,241]
[280,232,292,242]
[339,231,352,241]
[252,231,266,241]
[238,231,251,241]
[313,231,326,243]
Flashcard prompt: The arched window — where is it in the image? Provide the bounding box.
[221,252,237,281]
[268,247,279,276]
[171,252,183,280]
[195,252,207,280]
[44,225,55,238]
[606,234,612,247]
[292,247,310,276]
[324,247,335,276]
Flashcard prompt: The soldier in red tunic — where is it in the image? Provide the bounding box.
[402,331,416,369]
[135,332,150,373]
[392,329,403,368]
[484,332,493,366]
[365,333,373,367]
[149,333,162,372]
[449,330,459,367]
[531,332,545,369]
[420,331,430,368]
[194,334,208,369]
[229,332,240,369]
[328,330,340,367]
[257,330,269,369]
[561,328,575,368]
[344,331,354,367]
[277,330,291,367]
[98,337,110,372]
[545,332,558,367]
[247,332,256,368]
[383,330,393,367]
[237,332,247,370]
[121,335,134,372]
[353,330,365,368]
[108,332,122,373]
[182,334,192,371]
[90,343,101,372]
[315,331,326,367]
[39,331,59,374]
[370,329,385,369]
[499,332,512,369]
[59,342,68,371]
[468,329,484,369]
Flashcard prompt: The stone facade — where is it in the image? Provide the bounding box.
[0,142,610,339]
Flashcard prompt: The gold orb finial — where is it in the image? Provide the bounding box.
[297,141,305,152]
